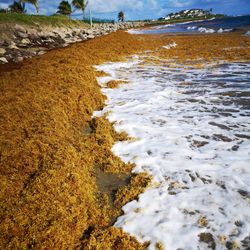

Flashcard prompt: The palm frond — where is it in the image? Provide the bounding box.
[21,0,39,13]
[72,0,88,11]
[57,0,72,16]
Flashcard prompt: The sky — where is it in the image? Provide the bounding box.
[0,0,250,20]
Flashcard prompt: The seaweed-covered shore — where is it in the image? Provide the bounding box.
[0,30,249,249]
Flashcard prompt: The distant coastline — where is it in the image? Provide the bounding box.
[157,8,225,22]
[129,15,250,36]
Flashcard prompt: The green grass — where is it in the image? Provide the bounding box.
[0,13,89,27]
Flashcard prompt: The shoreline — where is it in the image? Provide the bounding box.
[0,30,249,248]
[0,31,166,249]
[0,21,145,64]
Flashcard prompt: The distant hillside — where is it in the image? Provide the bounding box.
[159,9,225,21]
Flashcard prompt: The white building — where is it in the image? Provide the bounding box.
[163,9,210,20]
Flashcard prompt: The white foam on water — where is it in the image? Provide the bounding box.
[155,24,175,29]
[187,27,233,33]
[95,59,141,87]
[197,27,233,33]
[94,57,250,249]
[187,26,197,30]
[127,29,143,34]
[246,31,250,36]
[217,28,233,33]
[198,27,216,33]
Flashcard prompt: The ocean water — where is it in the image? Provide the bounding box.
[129,15,250,34]
[94,54,250,249]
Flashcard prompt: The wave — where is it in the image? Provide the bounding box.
[187,26,197,30]
[187,26,233,33]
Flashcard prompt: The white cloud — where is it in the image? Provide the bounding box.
[0,3,9,9]
[89,0,144,13]
[146,0,159,10]
[85,0,164,20]
[167,0,193,8]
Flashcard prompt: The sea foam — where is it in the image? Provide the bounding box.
[94,56,250,249]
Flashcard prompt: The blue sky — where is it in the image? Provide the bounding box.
[0,0,250,20]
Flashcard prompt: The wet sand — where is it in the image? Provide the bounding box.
[0,30,249,249]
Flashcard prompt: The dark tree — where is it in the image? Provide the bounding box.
[118,11,125,22]
[9,1,26,13]
[57,0,72,16]
[72,0,88,20]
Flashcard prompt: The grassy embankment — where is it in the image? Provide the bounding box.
[0,12,89,27]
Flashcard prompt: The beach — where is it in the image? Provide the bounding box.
[0,28,250,249]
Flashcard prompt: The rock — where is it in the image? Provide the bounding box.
[39,32,50,40]
[27,47,38,53]
[86,30,94,36]
[16,31,28,38]
[87,35,95,39]
[64,37,80,44]
[199,233,216,250]
[80,34,88,40]
[8,44,19,49]
[81,30,88,35]
[78,33,85,39]
[42,38,54,43]
[28,32,39,40]
[3,40,12,46]
[37,51,46,56]
[72,29,81,36]
[21,38,30,44]
[0,48,6,55]
[27,28,37,34]
[14,56,23,63]
[9,42,19,49]
[26,48,38,56]
[55,32,65,39]
[65,33,72,38]
[14,24,26,33]
[46,32,57,38]
[0,57,8,64]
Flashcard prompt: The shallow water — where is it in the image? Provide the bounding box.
[129,15,250,34]
[94,56,250,249]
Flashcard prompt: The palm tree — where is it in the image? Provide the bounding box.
[21,0,39,13]
[72,0,88,20]
[118,11,125,22]
[57,1,72,16]
[9,1,26,13]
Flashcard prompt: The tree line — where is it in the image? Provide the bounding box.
[2,0,126,22]
[3,0,88,19]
